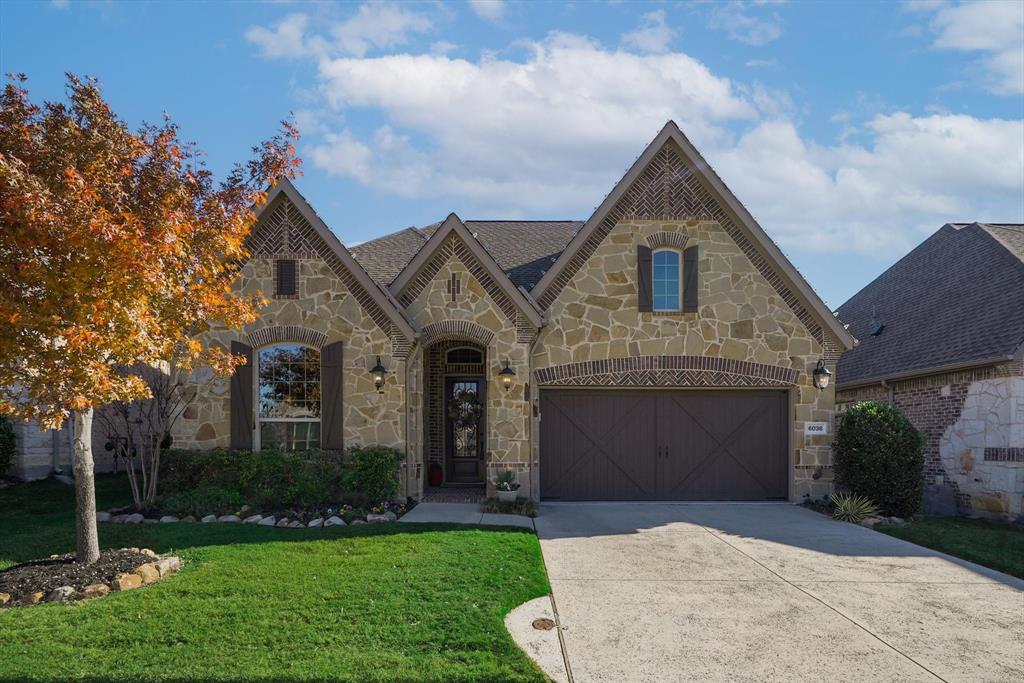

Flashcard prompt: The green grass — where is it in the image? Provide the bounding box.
[0,475,551,682]
[877,515,1024,579]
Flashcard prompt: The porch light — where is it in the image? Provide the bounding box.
[498,360,516,391]
[370,356,388,391]
[812,359,831,391]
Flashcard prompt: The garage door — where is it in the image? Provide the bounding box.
[539,389,788,501]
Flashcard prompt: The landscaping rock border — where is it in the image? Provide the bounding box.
[97,503,412,527]
[0,549,182,609]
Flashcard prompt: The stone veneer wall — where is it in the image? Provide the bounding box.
[837,361,1024,519]
[173,256,405,454]
[534,219,839,500]
[400,236,532,491]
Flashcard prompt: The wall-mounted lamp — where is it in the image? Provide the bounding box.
[812,359,832,391]
[370,356,388,392]
[498,360,516,391]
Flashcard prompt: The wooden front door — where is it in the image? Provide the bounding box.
[445,378,486,484]
[539,389,788,500]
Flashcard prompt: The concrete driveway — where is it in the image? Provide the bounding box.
[534,503,1024,683]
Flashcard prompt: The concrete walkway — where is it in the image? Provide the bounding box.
[535,503,1024,683]
[398,502,535,529]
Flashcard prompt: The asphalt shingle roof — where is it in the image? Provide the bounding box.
[836,223,1024,387]
[350,220,583,290]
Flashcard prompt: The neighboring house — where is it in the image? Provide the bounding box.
[835,223,1024,519]
[15,122,858,501]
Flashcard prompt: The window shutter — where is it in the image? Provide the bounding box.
[229,341,254,450]
[320,341,344,451]
[683,245,699,313]
[275,259,297,296]
[637,244,653,312]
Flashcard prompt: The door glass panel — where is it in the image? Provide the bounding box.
[448,381,481,459]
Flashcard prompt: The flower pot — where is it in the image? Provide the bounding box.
[496,489,519,503]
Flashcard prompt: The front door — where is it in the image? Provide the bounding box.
[445,378,485,484]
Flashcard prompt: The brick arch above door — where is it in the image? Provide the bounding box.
[246,325,328,350]
[535,355,799,387]
[420,320,495,348]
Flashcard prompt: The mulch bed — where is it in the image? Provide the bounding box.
[0,548,152,598]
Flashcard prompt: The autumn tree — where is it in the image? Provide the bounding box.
[0,74,299,563]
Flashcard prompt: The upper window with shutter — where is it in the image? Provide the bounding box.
[638,243,699,313]
[652,249,682,311]
[275,259,298,298]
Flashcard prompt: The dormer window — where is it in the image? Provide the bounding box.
[275,259,297,297]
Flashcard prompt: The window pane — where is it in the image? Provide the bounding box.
[260,421,321,451]
[259,344,322,418]
[652,250,681,311]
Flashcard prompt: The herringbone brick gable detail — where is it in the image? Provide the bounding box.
[536,355,798,387]
[537,141,827,345]
[246,196,413,358]
[398,234,537,343]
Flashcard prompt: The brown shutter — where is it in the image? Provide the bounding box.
[683,245,699,313]
[229,341,254,450]
[320,341,344,451]
[275,259,297,296]
[637,244,653,312]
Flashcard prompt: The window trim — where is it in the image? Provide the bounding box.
[253,342,321,451]
[446,346,484,365]
[651,248,683,313]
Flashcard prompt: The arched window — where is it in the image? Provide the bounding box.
[256,343,321,450]
[446,347,483,364]
[653,249,682,312]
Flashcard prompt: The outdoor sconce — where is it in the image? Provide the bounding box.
[498,360,516,391]
[812,359,832,391]
[370,356,388,392]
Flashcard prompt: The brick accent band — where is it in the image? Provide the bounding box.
[646,231,689,250]
[535,356,799,387]
[984,447,1024,463]
[420,320,496,347]
[246,325,328,350]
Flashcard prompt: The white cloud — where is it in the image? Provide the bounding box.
[621,10,677,54]
[929,0,1024,95]
[469,0,505,23]
[707,2,783,46]
[245,3,432,59]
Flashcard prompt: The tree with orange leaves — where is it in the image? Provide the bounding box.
[0,74,299,563]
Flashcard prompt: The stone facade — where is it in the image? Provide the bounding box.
[837,361,1024,519]
[534,218,838,500]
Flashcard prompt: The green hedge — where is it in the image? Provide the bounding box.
[159,445,404,515]
[832,401,925,517]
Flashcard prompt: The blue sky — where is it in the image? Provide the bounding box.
[2,0,1022,306]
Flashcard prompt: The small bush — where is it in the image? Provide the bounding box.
[0,415,16,476]
[481,497,538,518]
[832,401,925,517]
[162,486,243,517]
[831,492,880,523]
[349,446,404,504]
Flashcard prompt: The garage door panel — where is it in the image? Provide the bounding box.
[541,389,787,501]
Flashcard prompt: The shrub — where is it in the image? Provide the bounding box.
[831,492,880,523]
[162,486,243,517]
[832,401,925,517]
[481,497,538,518]
[0,415,16,476]
[349,445,404,503]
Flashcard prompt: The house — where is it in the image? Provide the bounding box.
[835,223,1024,519]
[11,122,856,501]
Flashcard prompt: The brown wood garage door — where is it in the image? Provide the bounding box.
[539,389,788,501]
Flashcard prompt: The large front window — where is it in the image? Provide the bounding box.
[257,344,321,450]
[653,249,682,311]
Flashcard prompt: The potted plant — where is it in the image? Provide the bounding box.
[494,470,520,503]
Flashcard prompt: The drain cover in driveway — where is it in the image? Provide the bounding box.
[532,618,556,630]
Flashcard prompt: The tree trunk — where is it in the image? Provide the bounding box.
[73,408,100,564]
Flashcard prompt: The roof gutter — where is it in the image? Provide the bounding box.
[836,355,1017,391]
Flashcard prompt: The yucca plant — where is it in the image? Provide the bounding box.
[831,491,880,523]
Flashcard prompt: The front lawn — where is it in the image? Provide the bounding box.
[0,476,550,682]
[877,515,1024,579]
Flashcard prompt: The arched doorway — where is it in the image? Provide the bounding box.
[423,339,487,488]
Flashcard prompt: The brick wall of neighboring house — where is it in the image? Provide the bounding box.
[837,360,1024,519]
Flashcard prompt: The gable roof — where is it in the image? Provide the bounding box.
[351,220,582,289]
[531,121,855,351]
[836,223,1024,388]
[252,179,419,344]
[388,214,545,328]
